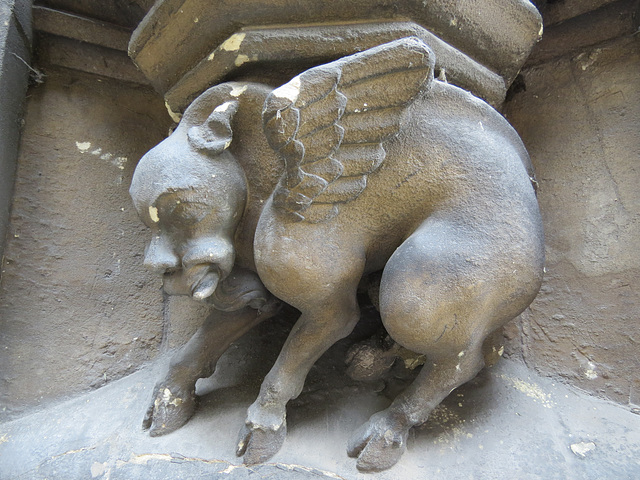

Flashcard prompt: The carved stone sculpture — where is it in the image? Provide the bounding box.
[130,37,544,471]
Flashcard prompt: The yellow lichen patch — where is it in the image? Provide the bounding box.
[396,346,426,370]
[426,404,470,447]
[220,33,246,52]
[75,141,91,152]
[235,54,250,67]
[503,375,554,408]
[230,84,248,97]
[164,101,182,123]
[272,76,301,102]
[148,206,159,223]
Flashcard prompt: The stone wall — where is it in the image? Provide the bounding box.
[0,0,32,264]
[0,66,171,419]
[503,4,640,406]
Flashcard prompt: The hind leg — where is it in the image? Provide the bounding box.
[348,218,534,471]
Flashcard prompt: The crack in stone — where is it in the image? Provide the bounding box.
[115,453,347,479]
[50,445,98,460]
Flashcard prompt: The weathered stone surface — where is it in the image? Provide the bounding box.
[1,353,639,479]
[129,0,541,105]
[35,33,151,84]
[0,4,637,472]
[8,0,32,44]
[35,0,154,28]
[541,0,621,26]
[33,6,132,51]
[527,0,638,66]
[0,0,31,267]
[0,67,172,420]
[164,21,508,112]
[504,34,640,406]
[131,37,544,471]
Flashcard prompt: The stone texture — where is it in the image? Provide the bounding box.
[1,351,639,479]
[0,0,636,445]
[542,0,621,26]
[130,0,541,96]
[35,33,151,84]
[527,0,638,66]
[129,37,545,470]
[35,0,154,28]
[164,295,212,350]
[33,6,132,51]
[503,34,640,406]
[0,0,32,267]
[0,67,172,421]
[164,21,508,112]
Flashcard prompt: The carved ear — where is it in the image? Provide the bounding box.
[187,100,239,155]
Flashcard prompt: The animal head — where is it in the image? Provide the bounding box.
[130,92,247,301]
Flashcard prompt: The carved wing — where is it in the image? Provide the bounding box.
[262,37,435,223]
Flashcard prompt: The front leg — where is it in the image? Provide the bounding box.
[237,291,361,464]
[144,298,280,436]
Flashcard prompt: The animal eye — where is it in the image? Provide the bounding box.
[169,202,211,226]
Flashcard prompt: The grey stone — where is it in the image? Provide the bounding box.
[527,0,638,66]
[542,0,620,26]
[35,0,153,28]
[0,0,31,267]
[36,34,151,85]
[0,67,172,421]
[503,34,640,406]
[130,38,544,471]
[163,22,508,112]
[1,355,639,479]
[33,6,132,52]
[129,0,541,103]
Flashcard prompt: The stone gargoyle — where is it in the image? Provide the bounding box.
[130,37,544,472]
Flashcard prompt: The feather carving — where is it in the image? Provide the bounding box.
[263,37,435,223]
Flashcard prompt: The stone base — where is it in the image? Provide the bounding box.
[1,327,639,479]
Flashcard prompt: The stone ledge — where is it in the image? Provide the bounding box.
[1,355,638,479]
[164,21,508,113]
[33,6,132,52]
[527,0,639,66]
[129,0,542,101]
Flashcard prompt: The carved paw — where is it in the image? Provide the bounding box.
[347,412,409,472]
[236,404,287,464]
[142,380,197,436]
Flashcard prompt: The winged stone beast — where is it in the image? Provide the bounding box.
[130,37,544,472]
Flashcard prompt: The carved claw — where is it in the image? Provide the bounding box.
[347,412,409,472]
[142,381,197,436]
[236,406,287,464]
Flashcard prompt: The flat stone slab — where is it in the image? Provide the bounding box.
[130,0,542,113]
[1,346,639,479]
